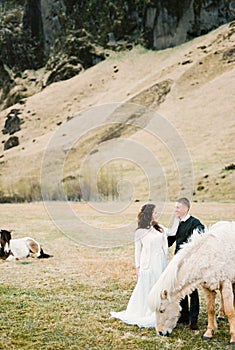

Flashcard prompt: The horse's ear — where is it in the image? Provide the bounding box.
[161,290,168,300]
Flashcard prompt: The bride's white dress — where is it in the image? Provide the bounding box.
[110,226,169,328]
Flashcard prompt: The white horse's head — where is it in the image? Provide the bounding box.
[152,289,181,336]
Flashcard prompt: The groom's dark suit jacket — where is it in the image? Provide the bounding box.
[168,216,205,254]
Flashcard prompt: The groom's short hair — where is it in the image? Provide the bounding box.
[176,197,190,209]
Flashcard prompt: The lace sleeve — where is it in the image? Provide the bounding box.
[134,229,145,268]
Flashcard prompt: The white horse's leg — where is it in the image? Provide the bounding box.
[218,289,226,320]
[220,280,235,344]
[6,254,16,261]
[217,283,235,320]
[202,287,217,341]
[233,283,235,309]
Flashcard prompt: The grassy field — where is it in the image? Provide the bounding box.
[0,202,234,349]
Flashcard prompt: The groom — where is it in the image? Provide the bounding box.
[168,197,205,330]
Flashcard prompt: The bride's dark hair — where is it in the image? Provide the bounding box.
[137,203,162,232]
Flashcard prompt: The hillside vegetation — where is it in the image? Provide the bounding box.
[0,22,234,203]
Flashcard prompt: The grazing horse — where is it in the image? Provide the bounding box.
[148,221,235,345]
[0,229,51,260]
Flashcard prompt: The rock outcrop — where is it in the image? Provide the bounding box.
[143,0,235,49]
[4,135,19,150]
[2,109,23,135]
[0,0,234,109]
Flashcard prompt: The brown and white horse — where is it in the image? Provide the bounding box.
[148,221,235,345]
[0,229,12,259]
[0,229,52,260]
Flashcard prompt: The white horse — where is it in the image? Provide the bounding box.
[0,229,51,260]
[148,221,235,345]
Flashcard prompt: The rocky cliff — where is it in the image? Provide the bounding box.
[0,0,234,109]
[143,0,235,49]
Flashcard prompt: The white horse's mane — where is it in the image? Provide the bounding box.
[159,230,205,290]
[149,221,235,311]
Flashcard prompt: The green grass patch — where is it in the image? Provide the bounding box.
[0,281,232,350]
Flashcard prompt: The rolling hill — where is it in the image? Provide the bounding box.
[0,22,234,203]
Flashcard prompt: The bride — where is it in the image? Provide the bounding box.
[110,203,176,328]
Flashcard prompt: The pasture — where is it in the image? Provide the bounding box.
[0,201,234,350]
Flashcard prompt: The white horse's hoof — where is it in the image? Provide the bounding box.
[203,336,212,342]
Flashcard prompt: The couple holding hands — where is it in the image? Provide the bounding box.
[111,198,204,330]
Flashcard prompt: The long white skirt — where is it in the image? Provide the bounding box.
[110,252,167,328]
